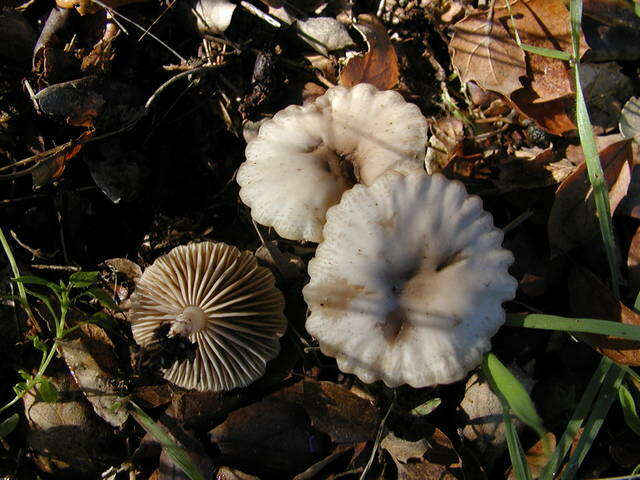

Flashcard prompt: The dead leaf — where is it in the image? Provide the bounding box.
[508,90,575,135]
[31,133,89,187]
[620,96,640,140]
[425,116,465,173]
[450,12,526,99]
[582,0,640,61]
[209,382,321,477]
[0,10,36,65]
[59,322,129,427]
[104,257,143,281]
[192,0,237,35]
[494,147,575,193]
[548,139,633,256]
[23,368,123,477]
[340,14,399,90]
[627,226,640,298]
[459,369,535,469]
[579,62,633,130]
[569,265,640,365]
[302,380,378,444]
[505,0,583,103]
[381,423,463,480]
[295,17,354,55]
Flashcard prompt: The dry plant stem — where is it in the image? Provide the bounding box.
[359,392,395,480]
[144,65,226,110]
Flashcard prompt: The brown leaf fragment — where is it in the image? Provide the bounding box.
[302,380,378,444]
[505,0,582,103]
[569,266,640,365]
[494,147,574,193]
[209,382,321,477]
[627,226,640,297]
[508,90,575,135]
[59,322,129,427]
[339,14,399,90]
[548,139,633,256]
[507,433,556,479]
[381,424,463,480]
[450,13,526,98]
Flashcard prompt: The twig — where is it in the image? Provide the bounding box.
[137,0,176,41]
[144,64,226,110]
[359,392,395,480]
[240,1,283,28]
[89,0,187,63]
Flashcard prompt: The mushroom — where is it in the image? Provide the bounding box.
[237,83,428,243]
[130,241,286,391]
[303,171,517,388]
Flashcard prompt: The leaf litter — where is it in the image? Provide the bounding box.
[1,0,640,478]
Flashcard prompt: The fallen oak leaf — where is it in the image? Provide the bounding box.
[450,11,526,99]
[569,265,640,366]
[339,14,399,90]
[548,139,633,256]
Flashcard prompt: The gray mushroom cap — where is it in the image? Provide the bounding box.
[303,171,517,388]
[130,241,286,391]
[237,83,428,243]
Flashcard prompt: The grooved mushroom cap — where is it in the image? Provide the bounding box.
[303,171,517,388]
[237,83,428,243]
[130,242,286,391]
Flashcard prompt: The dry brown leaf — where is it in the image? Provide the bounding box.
[339,14,399,90]
[494,147,574,193]
[569,266,640,365]
[302,380,378,444]
[381,423,463,480]
[505,0,583,103]
[548,139,633,256]
[507,90,575,135]
[450,12,526,98]
[627,225,640,298]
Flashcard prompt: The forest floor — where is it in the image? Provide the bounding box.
[1,0,640,479]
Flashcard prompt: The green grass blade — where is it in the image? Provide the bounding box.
[540,357,613,480]
[130,402,205,480]
[570,0,620,298]
[561,365,624,480]
[503,408,533,480]
[0,228,35,322]
[483,354,548,442]
[506,314,640,340]
[618,383,640,436]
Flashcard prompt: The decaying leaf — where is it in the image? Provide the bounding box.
[508,88,575,136]
[579,62,633,130]
[569,266,640,366]
[450,12,526,99]
[620,96,640,140]
[192,0,237,35]
[506,0,582,103]
[59,322,129,427]
[30,132,90,187]
[209,382,320,477]
[23,369,124,477]
[303,380,378,444]
[295,17,354,55]
[425,117,465,173]
[381,423,463,480]
[340,14,399,90]
[548,139,633,256]
[493,147,575,193]
[459,369,535,469]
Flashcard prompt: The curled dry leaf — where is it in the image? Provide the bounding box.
[569,266,640,366]
[295,17,354,56]
[450,12,526,99]
[339,14,399,90]
[548,139,633,256]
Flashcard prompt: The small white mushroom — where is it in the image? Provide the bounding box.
[237,83,428,243]
[130,241,286,391]
[303,171,517,388]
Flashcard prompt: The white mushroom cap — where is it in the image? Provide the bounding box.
[303,171,517,388]
[237,83,428,243]
[130,242,286,391]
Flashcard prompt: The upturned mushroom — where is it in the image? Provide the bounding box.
[237,83,428,243]
[303,171,517,388]
[130,241,286,391]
